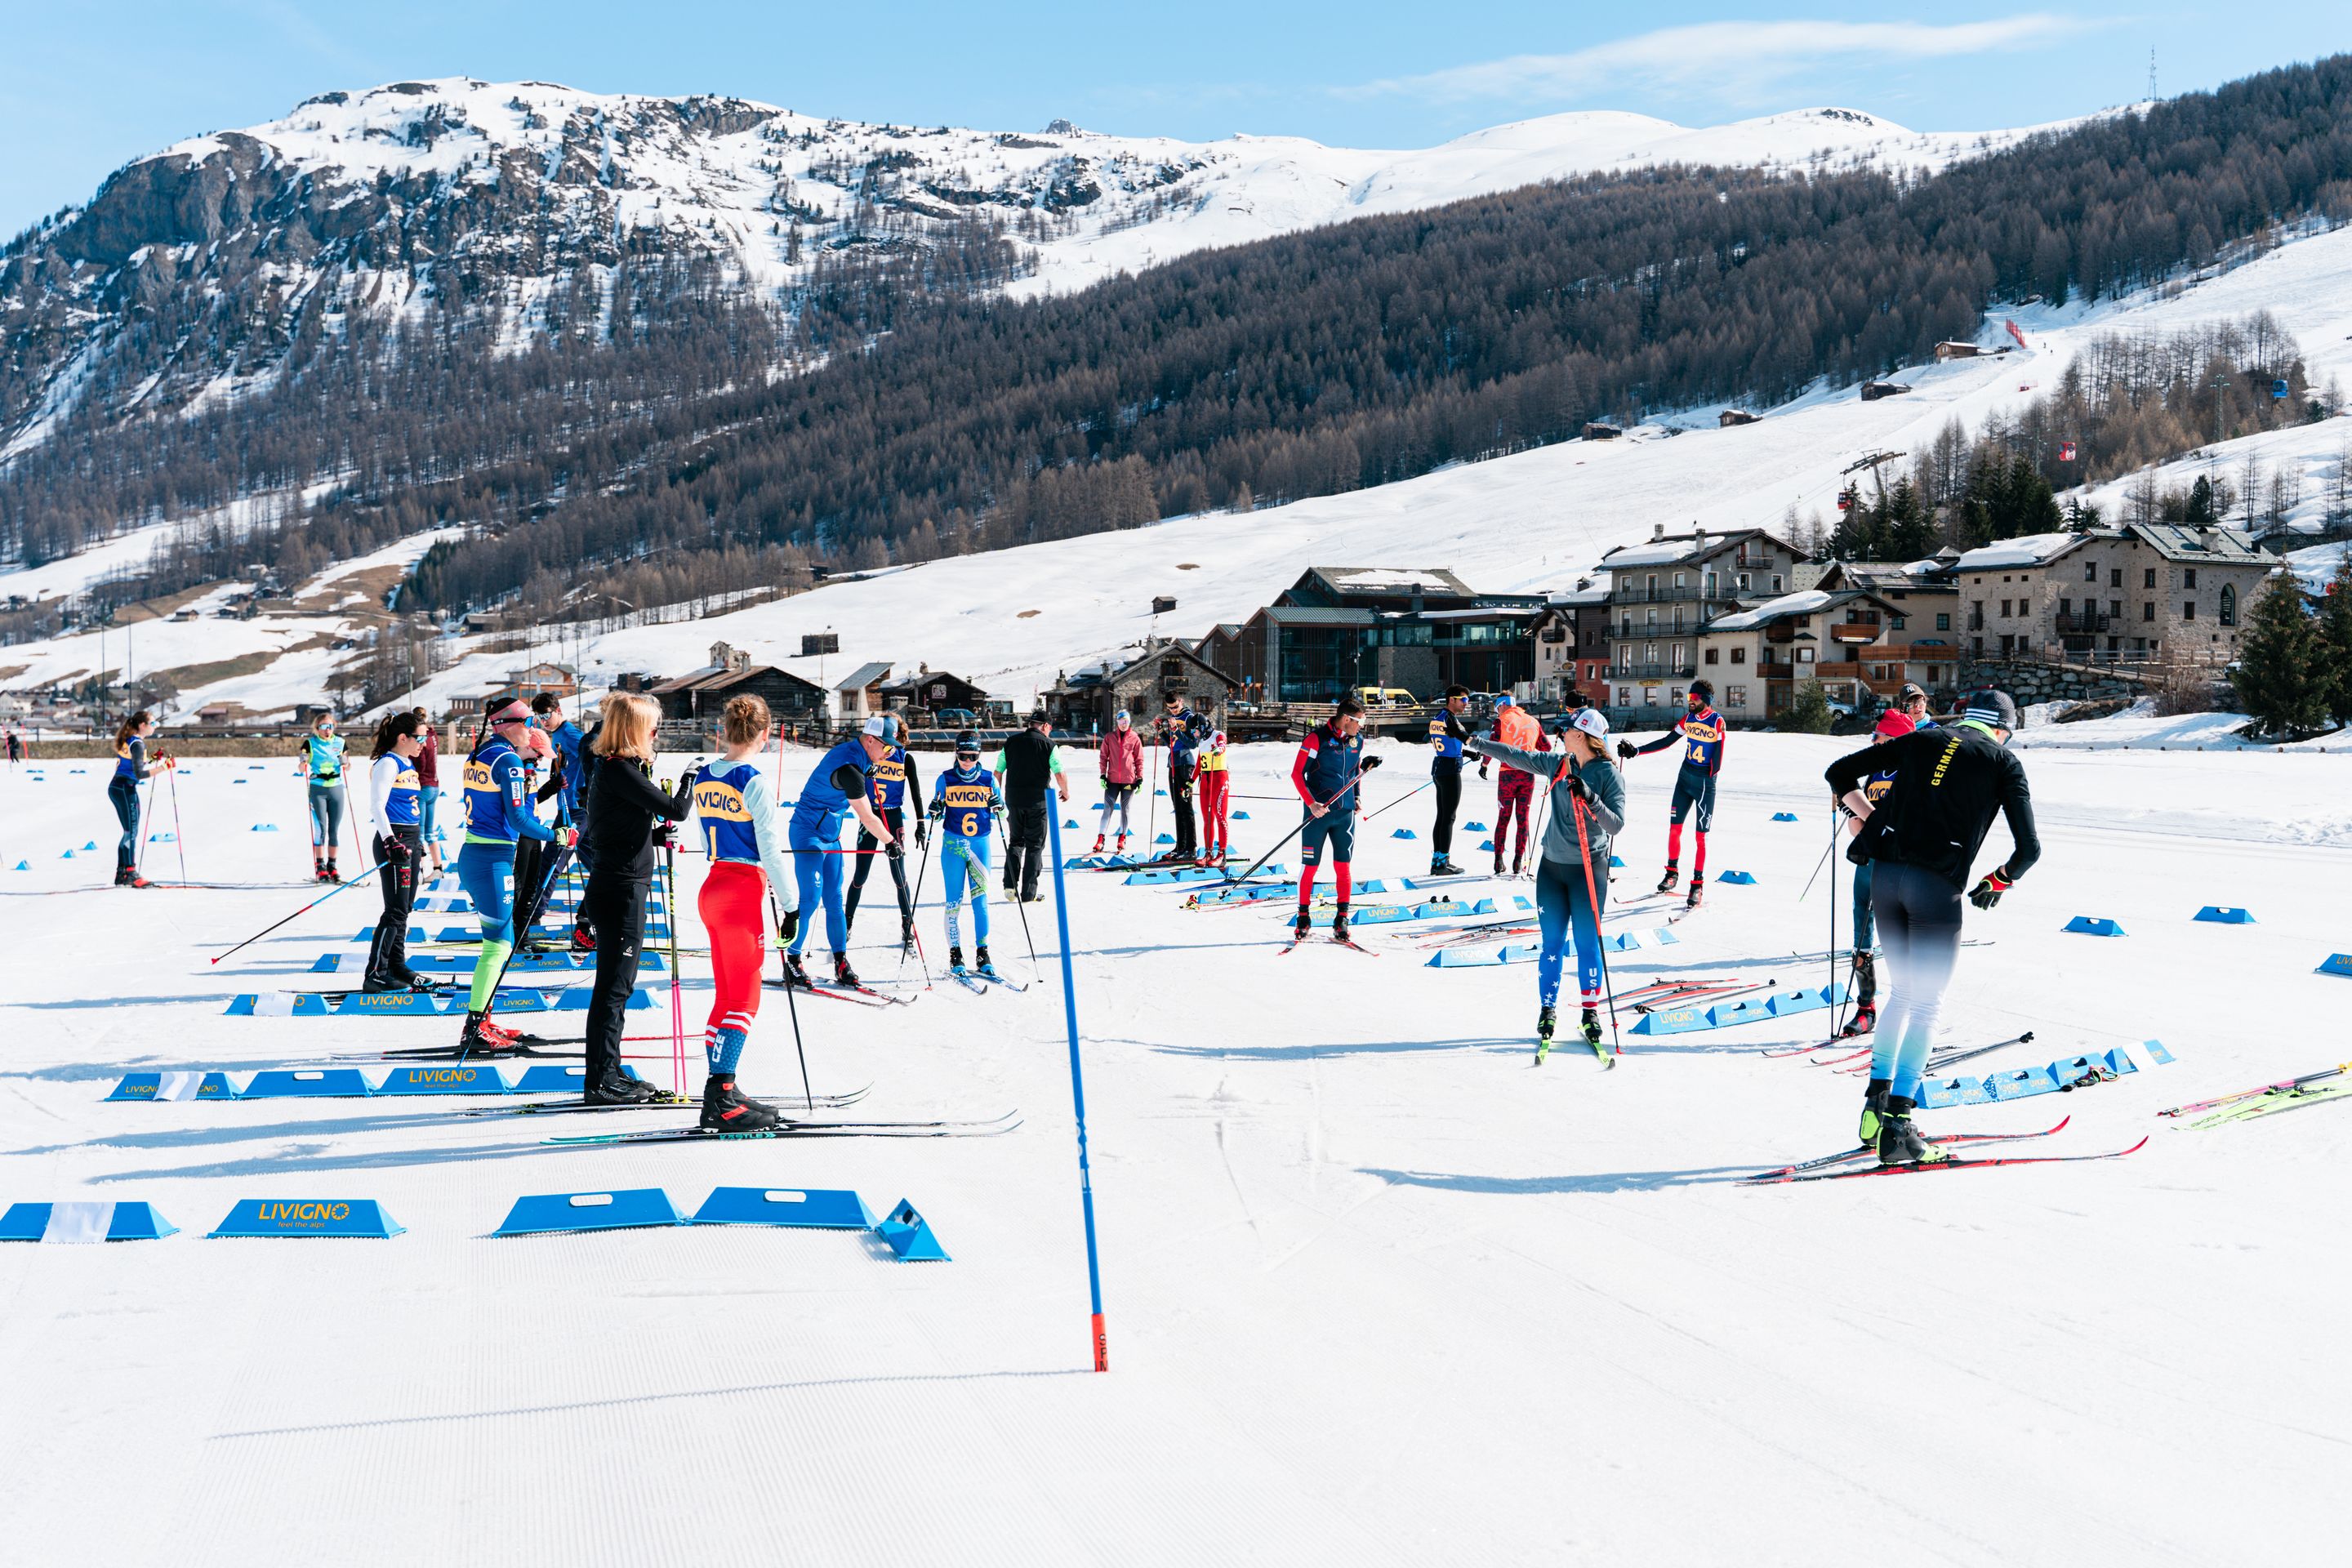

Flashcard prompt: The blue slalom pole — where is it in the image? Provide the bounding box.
[1045,809,1110,1372]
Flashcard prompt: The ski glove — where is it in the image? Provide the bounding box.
[1361,755,1383,771]
[1967,871,2012,911]
[779,908,799,942]
[1561,770,1588,802]
[915,822,929,849]
[376,832,410,866]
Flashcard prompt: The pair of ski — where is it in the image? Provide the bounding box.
[1535,1025,1614,1069]
[948,966,1028,994]
[459,1085,872,1117]
[764,976,912,1007]
[1633,980,1762,1014]
[1743,1114,2148,1183]
[1279,933,1378,956]
[2162,1059,2352,1122]
[543,1108,1022,1144]
[2185,1083,2351,1130]
[1808,1030,2034,1075]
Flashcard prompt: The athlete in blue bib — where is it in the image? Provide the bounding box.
[928,732,1005,978]
[844,733,926,951]
[454,702,567,1054]
[784,716,899,986]
[1619,679,1727,910]
[363,710,434,994]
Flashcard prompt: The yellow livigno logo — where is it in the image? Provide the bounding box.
[403,1067,482,1084]
[258,1201,353,1225]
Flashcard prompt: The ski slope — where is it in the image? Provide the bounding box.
[1,733,2347,1562]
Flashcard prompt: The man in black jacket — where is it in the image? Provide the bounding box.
[1824,688,2041,1165]
[996,711,1070,901]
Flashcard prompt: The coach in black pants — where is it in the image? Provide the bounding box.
[996,710,1071,900]
[575,693,697,1104]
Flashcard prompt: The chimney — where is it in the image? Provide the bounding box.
[1652,523,1664,541]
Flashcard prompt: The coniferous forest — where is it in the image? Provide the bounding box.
[5,55,2352,623]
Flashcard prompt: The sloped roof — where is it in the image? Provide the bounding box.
[834,661,892,691]
[1600,528,1790,570]
[1307,566,1477,596]
[2125,523,2274,565]
[1954,532,2084,572]
[1705,589,1842,633]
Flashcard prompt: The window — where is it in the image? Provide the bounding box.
[1647,574,1659,595]
[2184,568,2198,589]
[1644,643,1658,664]
[1936,612,1950,631]
[1771,575,1784,592]
[2142,603,2155,622]
[1617,648,1632,672]
[1643,687,1660,707]
[1674,571,1687,589]
[1726,685,1748,709]
[2084,561,2098,581]
[1619,688,1633,707]
[1705,572,1719,595]
[1671,643,1687,669]
[1704,647,1720,665]
[2110,568,2123,588]
[1999,599,2011,618]
[2145,568,2157,589]
[1731,646,1747,665]
[2109,600,2123,620]
[2059,597,2072,616]
[1737,573,1752,591]
[2221,584,2238,626]
[1891,615,1906,630]
[2182,600,2197,621]
[1797,647,1815,663]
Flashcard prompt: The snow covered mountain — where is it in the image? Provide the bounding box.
[0,77,2069,458]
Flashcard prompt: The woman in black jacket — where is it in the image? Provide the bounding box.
[576,693,697,1104]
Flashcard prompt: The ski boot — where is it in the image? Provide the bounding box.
[1535,1004,1557,1063]
[1428,858,1463,877]
[782,953,813,989]
[832,953,862,990]
[947,946,966,974]
[1655,863,1680,895]
[1115,832,1129,854]
[1858,1079,1891,1148]
[325,857,339,881]
[1091,833,1106,855]
[1838,1004,1878,1039]
[976,944,1000,980]
[360,970,403,995]
[699,1072,782,1133]
[1876,1095,1949,1166]
[459,1010,517,1057]
[398,970,444,994]
[1838,954,1876,1036]
[314,858,330,884]
[1581,1005,1606,1053]
[583,1071,663,1107]
[124,871,150,889]
[1492,857,1506,878]
[1684,879,1704,911]
[1292,906,1313,942]
[1330,906,1351,943]
[901,916,918,957]
[569,924,597,954]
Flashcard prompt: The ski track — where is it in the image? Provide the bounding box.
[1,737,2349,1562]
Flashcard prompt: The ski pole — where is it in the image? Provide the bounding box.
[665,837,685,1097]
[135,764,163,876]
[1796,826,1838,902]
[1825,806,1842,1036]
[768,891,813,1113]
[1223,762,1371,886]
[168,764,188,882]
[1922,1030,2036,1074]
[210,859,390,964]
[1569,789,1620,1054]
[1000,819,1043,982]
[1362,777,1433,823]
[1044,808,1109,1372]
[902,824,936,989]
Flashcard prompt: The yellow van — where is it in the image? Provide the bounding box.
[1355,687,1418,709]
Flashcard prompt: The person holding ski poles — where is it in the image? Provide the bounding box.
[361,710,434,994]
[845,715,925,953]
[929,730,1006,978]
[1291,697,1380,943]
[573,693,696,1106]
[1423,684,1473,877]
[1466,707,1624,1059]
[1479,694,1549,878]
[1158,693,1205,863]
[1824,688,2040,1165]
[689,694,804,1131]
[1616,679,1725,911]
[109,710,172,888]
[296,711,348,882]
[1093,709,1143,855]
[784,715,898,990]
[452,701,568,1055]
[1835,706,1915,1039]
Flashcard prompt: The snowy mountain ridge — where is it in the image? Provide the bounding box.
[0,77,2074,458]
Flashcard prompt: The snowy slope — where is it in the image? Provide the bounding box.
[2,735,2347,1562]
[0,78,2072,459]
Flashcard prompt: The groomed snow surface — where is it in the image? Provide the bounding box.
[3,735,2348,1562]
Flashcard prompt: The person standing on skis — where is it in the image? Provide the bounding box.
[1423,684,1472,877]
[1824,688,2040,1165]
[929,731,1006,978]
[1093,709,1143,856]
[993,710,1068,901]
[1158,693,1205,862]
[844,716,925,954]
[784,715,898,990]
[1465,707,1624,1060]
[1291,697,1380,943]
[1196,728,1232,864]
[1616,679,1725,911]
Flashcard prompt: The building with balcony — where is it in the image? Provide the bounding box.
[1953,524,2276,666]
[1694,588,1919,719]
[1597,525,1810,719]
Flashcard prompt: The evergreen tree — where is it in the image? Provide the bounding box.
[2230,571,2328,737]
[2184,474,2218,525]
[1782,679,1835,734]
[2318,551,2352,728]
[1882,479,1937,561]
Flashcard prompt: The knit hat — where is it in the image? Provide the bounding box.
[1961,688,2020,730]
[1873,709,1916,739]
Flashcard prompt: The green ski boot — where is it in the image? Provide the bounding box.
[1876,1095,1951,1167]
[1859,1078,1891,1147]
[1535,1004,1556,1064]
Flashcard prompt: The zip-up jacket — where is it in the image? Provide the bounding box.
[1826,722,2041,893]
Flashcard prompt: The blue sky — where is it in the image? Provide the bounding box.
[5,2,2349,236]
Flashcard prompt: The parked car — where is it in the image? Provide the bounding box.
[1354,687,1417,709]
[933,707,976,728]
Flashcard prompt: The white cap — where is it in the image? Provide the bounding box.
[862,715,893,739]
[1569,708,1610,741]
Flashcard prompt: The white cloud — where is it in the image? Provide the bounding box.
[1348,16,2096,107]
